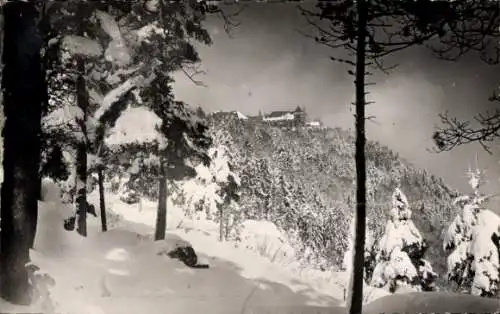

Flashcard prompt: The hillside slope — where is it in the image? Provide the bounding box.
[207,113,460,288]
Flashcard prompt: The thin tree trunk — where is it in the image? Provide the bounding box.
[71,166,77,203]
[98,166,107,232]
[0,1,43,304]
[154,160,167,241]
[347,0,368,313]
[75,56,88,237]
[219,206,224,242]
[225,215,230,241]
[75,142,87,237]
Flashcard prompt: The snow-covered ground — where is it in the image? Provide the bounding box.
[1,183,499,314]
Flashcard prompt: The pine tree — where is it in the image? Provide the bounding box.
[177,142,241,241]
[369,188,437,293]
[117,0,217,241]
[42,1,143,236]
[210,146,241,242]
[41,0,226,236]
[443,163,500,297]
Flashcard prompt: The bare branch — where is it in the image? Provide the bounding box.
[180,63,207,87]
[370,57,399,74]
[432,109,500,154]
[297,1,446,76]
[429,1,500,64]
[330,55,356,66]
[206,2,247,38]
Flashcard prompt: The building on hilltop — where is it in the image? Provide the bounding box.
[210,110,248,121]
[305,120,322,128]
[210,107,323,129]
[262,106,306,127]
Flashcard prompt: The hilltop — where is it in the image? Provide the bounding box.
[206,110,460,288]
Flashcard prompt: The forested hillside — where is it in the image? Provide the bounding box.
[206,112,460,287]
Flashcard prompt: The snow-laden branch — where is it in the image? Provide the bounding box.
[105,105,163,147]
[93,75,159,148]
[87,87,104,107]
[95,9,131,67]
[61,35,103,59]
[43,105,84,129]
[104,65,143,86]
[93,75,144,123]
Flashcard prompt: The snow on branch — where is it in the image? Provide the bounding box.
[87,87,104,107]
[61,35,103,58]
[135,22,165,44]
[95,10,122,41]
[93,75,144,123]
[104,65,143,86]
[95,9,131,67]
[43,105,84,129]
[145,0,159,13]
[105,105,163,147]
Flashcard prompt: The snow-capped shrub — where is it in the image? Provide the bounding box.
[444,165,500,297]
[238,220,297,266]
[369,188,437,293]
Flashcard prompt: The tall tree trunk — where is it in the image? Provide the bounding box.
[154,160,167,241]
[0,1,43,305]
[75,56,88,237]
[97,166,107,232]
[347,0,367,313]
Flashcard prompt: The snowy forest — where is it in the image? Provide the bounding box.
[0,1,500,314]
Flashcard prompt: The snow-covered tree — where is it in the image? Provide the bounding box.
[443,165,500,297]
[369,188,437,293]
[208,145,241,242]
[177,121,245,241]
[118,1,218,241]
[178,144,241,242]
[42,1,149,236]
[156,101,212,241]
[42,0,223,236]
[105,97,212,241]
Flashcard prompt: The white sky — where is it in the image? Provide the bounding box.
[172,3,500,212]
